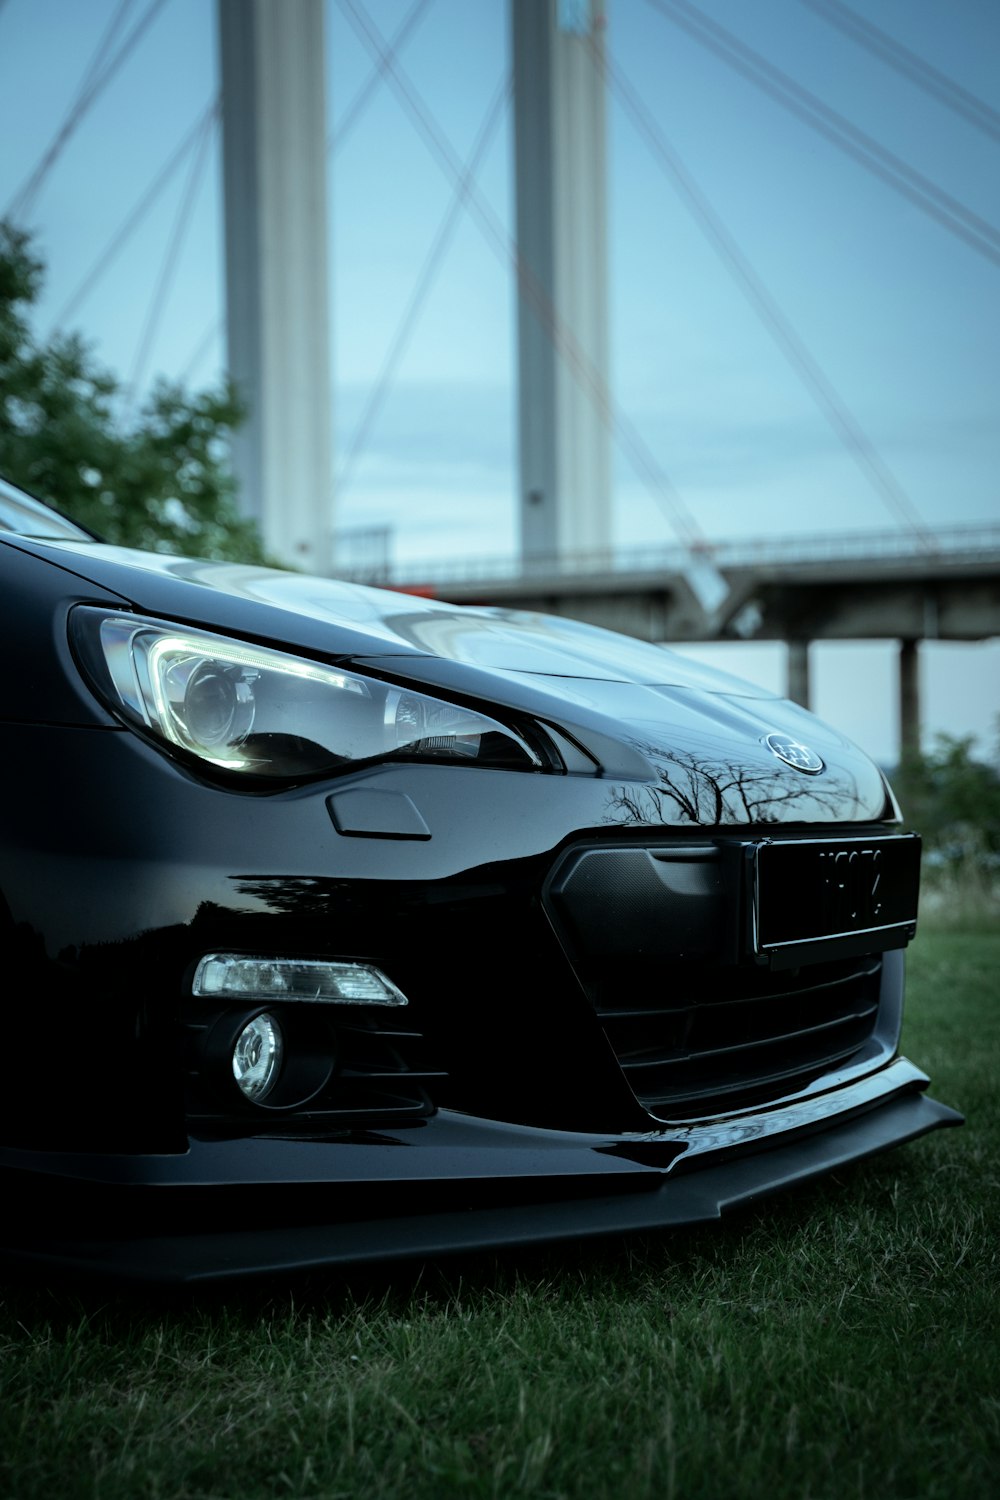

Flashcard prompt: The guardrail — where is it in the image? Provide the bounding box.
[336,523,1000,587]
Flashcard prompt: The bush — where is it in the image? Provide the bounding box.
[896,730,1000,929]
[0,221,265,563]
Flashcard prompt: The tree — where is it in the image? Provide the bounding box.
[899,729,1000,864]
[0,221,266,562]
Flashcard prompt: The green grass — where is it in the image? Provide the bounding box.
[919,856,1000,933]
[2,930,997,1500]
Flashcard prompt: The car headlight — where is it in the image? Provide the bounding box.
[72,610,540,778]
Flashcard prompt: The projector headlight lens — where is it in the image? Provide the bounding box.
[72,610,539,778]
[232,1012,282,1102]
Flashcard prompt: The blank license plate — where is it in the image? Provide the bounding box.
[752,834,920,963]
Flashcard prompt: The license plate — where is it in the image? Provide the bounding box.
[751,834,920,966]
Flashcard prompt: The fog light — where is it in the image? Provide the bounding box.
[232,1012,282,1101]
[193,954,409,1006]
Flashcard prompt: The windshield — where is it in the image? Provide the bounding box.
[0,477,94,541]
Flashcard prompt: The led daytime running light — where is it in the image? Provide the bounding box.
[193,954,409,1007]
[76,611,539,778]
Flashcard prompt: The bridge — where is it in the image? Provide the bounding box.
[338,522,1000,757]
[8,2,994,764]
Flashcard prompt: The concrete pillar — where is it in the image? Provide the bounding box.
[218,0,333,572]
[512,0,611,566]
[899,638,921,760]
[786,640,811,709]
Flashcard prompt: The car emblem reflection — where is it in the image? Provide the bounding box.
[765,732,825,775]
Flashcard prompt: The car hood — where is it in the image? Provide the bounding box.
[16,536,893,822]
[19,536,759,686]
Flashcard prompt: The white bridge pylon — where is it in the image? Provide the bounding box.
[217,0,726,612]
[512,0,612,565]
[218,0,333,574]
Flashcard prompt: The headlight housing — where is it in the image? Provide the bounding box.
[72,610,540,780]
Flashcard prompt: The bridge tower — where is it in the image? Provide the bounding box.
[217,0,333,573]
[512,0,612,565]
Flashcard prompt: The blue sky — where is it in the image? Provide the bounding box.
[1,0,998,762]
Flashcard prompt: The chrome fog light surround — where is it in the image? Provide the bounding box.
[232,1012,282,1102]
[205,1007,335,1114]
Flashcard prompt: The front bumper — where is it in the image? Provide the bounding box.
[0,1058,962,1283]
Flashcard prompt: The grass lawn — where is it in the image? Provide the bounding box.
[2,929,996,1499]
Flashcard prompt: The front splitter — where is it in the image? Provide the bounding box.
[0,1077,961,1284]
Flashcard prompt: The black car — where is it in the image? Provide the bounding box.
[0,476,960,1282]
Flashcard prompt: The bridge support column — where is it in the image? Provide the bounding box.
[218,0,333,572]
[512,0,611,566]
[899,639,921,761]
[787,640,811,709]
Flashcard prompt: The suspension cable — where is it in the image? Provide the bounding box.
[329,0,435,152]
[74,0,138,112]
[51,97,219,334]
[5,0,171,221]
[603,51,933,546]
[645,0,1000,269]
[178,0,437,388]
[177,319,222,389]
[337,0,708,552]
[121,103,216,420]
[336,73,510,500]
[799,0,1000,142]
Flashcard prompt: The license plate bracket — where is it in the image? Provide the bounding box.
[749,833,920,969]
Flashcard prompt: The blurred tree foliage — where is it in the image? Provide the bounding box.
[0,221,266,562]
[900,730,1000,865]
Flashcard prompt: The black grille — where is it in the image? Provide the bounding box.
[301,1011,443,1124]
[544,835,903,1121]
[591,952,883,1116]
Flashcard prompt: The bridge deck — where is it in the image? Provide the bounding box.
[337,524,1000,645]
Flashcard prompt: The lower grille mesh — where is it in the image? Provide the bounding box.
[545,834,904,1122]
[591,953,883,1116]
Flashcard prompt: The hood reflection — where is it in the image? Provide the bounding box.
[603,739,871,827]
[42,540,777,689]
